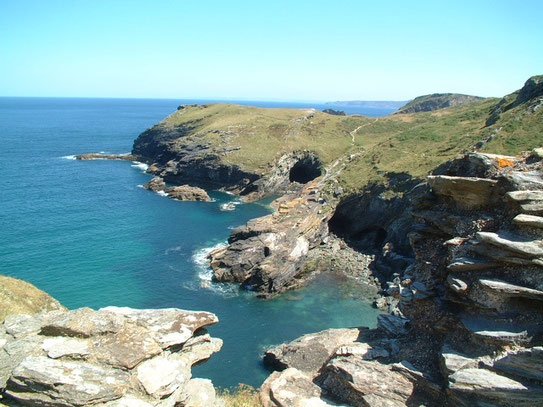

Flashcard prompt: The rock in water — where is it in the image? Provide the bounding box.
[0,306,223,406]
[165,185,211,201]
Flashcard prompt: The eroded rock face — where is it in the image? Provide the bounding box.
[0,307,223,406]
[260,149,543,407]
[209,180,331,295]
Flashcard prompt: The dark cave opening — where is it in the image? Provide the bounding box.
[328,211,388,251]
[289,156,322,184]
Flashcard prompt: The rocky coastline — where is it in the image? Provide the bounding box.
[15,76,539,406]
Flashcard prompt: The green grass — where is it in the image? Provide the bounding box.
[151,90,542,194]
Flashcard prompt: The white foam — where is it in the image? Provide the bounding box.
[60,155,77,160]
[137,184,145,189]
[156,190,168,197]
[191,243,240,297]
[219,200,242,211]
[131,161,149,172]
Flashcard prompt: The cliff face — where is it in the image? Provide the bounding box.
[395,93,485,114]
[260,149,543,406]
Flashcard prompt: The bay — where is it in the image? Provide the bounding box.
[0,97,382,387]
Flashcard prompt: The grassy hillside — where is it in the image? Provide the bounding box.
[395,93,485,114]
[149,77,542,194]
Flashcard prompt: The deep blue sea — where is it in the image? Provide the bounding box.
[0,97,385,388]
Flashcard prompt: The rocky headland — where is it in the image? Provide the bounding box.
[25,75,543,406]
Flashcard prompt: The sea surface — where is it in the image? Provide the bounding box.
[0,97,386,388]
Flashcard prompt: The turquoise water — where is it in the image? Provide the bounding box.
[0,97,380,387]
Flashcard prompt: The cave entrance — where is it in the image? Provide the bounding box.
[289,155,322,184]
[329,211,388,251]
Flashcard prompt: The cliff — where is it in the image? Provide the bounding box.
[394,93,485,114]
[129,75,543,297]
[260,149,543,406]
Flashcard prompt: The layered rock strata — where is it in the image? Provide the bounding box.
[261,149,543,406]
[209,180,331,296]
[0,306,224,406]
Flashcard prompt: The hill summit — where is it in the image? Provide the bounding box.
[395,93,485,114]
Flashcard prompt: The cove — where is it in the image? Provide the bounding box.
[0,97,380,388]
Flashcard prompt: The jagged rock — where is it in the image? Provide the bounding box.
[165,185,211,201]
[476,232,543,258]
[144,176,166,191]
[377,314,409,337]
[478,278,543,300]
[447,257,496,272]
[440,348,479,376]
[210,184,329,294]
[335,342,389,360]
[448,368,543,405]
[506,190,543,202]
[1,306,222,407]
[513,214,543,229]
[263,328,361,373]
[260,368,335,407]
[446,275,469,293]
[493,347,543,382]
[320,356,416,407]
[505,170,543,191]
[460,316,530,345]
[427,175,498,209]
[101,306,218,348]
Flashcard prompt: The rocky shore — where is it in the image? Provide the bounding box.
[0,305,224,406]
[259,149,543,406]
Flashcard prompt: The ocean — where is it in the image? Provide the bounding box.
[0,97,387,388]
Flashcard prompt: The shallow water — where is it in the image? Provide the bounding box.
[0,97,381,387]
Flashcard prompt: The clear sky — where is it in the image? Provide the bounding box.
[1,0,542,101]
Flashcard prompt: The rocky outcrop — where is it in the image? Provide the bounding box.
[0,306,223,406]
[209,180,331,296]
[261,148,543,406]
[143,176,211,201]
[0,276,65,322]
[395,93,485,114]
[486,75,543,126]
[75,153,139,161]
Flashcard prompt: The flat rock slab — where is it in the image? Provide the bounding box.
[478,278,543,300]
[427,175,498,209]
[506,190,543,202]
[449,367,543,404]
[264,328,361,373]
[493,347,543,382]
[476,232,543,258]
[6,355,130,406]
[321,356,415,407]
[101,306,219,348]
[513,214,543,229]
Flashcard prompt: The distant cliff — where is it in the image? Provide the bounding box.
[395,93,485,114]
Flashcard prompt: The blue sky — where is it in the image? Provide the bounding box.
[1,0,541,100]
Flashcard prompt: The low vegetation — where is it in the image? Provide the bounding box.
[218,384,262,407]
[153,76,542,194]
